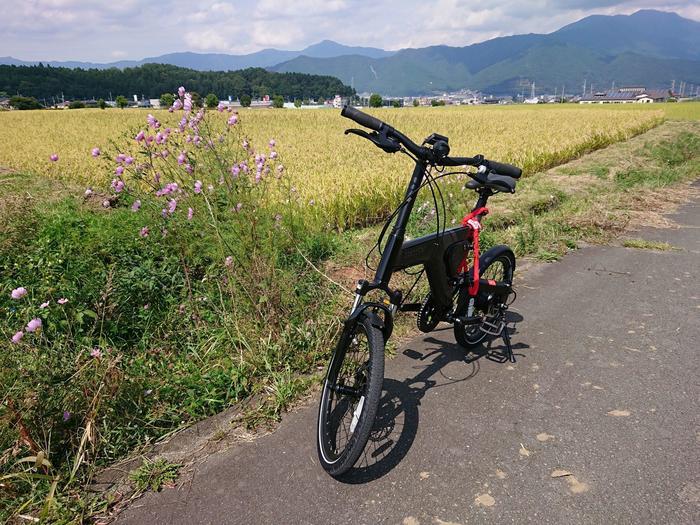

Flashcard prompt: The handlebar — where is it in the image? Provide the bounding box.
[340,105,522,179]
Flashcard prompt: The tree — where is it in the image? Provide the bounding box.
[205,93,219,108]
[413,99,419,107]
[190,92,203,108]
[68,100,85,109]
[240,95,251,107]
[159,93,175,108]
[294,98,302,108]
[369,93,382,108]
[430,99,446,107]
[391,100,401,108]
[9,96,42,110]
[115,95,128,109]
[98,98,106,109]
[272,95,284,108]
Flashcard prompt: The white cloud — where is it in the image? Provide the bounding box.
[0,0,698,61]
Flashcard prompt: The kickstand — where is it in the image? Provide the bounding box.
[502,322,516,363]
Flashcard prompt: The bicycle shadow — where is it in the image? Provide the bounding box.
[339,310,527,484]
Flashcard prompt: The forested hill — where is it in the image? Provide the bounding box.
[0,63,355,101]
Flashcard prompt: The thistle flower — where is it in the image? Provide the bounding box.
[124,156,134,165]
[147,114,160,129]
[230,165,240,178]
[40,301,50,308]
[186,164,194,174]
[177,152,186,165]
[26,318,42,333]
[63,411,71,422]
[115,166,124,176]
[50,153,59,162]
[270,151,278,160]
[194,180,202,194]
[217,102,225,112]
[183,94,192,113]
[131,200,141,211]
[178,86,186,97]
[168,199,177,214]
[188,207,194,221]
[116,153,126,163]
[91,147,101,157]
[11,287,27,299]
[57,298,68,304]
[111,179,125,192]
[269,139,276,148]
[242,139,249,150]
[140,226,149,237]
[227,114,238,126]
[90,348,102,358]
[11,331,24,344]
[135,130,145,142]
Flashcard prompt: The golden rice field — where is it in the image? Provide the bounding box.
[2,103,697,227]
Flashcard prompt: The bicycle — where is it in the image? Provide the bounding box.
[317,106,522,477]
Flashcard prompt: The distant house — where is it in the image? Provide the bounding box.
[580,87,671,104]
[0,98,10,109]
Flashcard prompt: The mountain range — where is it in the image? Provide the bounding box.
[2,10,699,96]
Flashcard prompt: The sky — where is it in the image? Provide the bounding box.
[2,0,700,62]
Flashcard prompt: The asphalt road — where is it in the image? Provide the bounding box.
[118,191,700,525]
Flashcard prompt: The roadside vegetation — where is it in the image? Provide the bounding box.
[0,100,698,522]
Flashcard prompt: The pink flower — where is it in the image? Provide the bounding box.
[269,139,276,148]
[194,180,202,194]
[217,102,225,112]
[242,139,249,150]
[270,151,278,160]
[178,86,186,97]
[183,94,192,113]
[168,199,177,214]
[26,318,42,333]
[11,287,27,300]
[131,200,141,211]
[91,147,101,157]
[147,114,159,129]
[230,165,240,178]
[63,411,71,422]
[115,166,124,176]
[235,202,243,212]
[143,304,150,310]
[227,114,238,126]
[11,331,24,344]
[225,256,233,267]
[57,298,68,305]
[40,301,50,308]
[186,164,194,175]
[125,156,134,165]
[111,179,125,192]
[146,135,155,145]
[177,152,186,165]
[140,226,149,237]
[172,99,183,111]
[116,153,126,163]
[50,153,59,162]
[90,348,102,358]
[135,130,145,142]
[187,207,194,221]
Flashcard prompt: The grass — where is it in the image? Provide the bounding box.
[622,239,677,251]
[129,458,180,494]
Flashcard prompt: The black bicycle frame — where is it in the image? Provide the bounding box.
[351,159,491,313]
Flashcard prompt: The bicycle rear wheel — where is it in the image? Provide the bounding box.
[317,313,384,477]
[454,252,514,348]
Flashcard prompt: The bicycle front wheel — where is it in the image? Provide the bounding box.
[317,313,384,478]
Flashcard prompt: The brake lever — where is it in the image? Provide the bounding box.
[344,128,401,154]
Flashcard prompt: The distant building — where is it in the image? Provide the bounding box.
[580,87,671,104]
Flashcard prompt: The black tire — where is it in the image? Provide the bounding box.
[454,251,514,348]
[317,313,385,477]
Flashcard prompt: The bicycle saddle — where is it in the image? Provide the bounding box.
[466,172,516,193]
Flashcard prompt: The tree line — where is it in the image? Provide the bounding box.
[0,63,355,103]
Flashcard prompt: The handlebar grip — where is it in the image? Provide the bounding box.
[341,105,385,132]
[486,160,522,179]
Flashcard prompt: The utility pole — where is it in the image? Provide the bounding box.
[583,78,586,96]
[671,79,675,93]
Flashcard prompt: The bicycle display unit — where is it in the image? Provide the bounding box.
[317,106,523,477]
